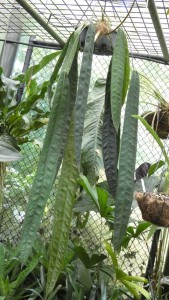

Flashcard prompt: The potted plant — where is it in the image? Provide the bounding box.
[140,74,169,139]
[133,113,169,227]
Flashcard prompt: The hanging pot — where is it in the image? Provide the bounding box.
[80,27,117,55]
[144,110,169,139]
[135,191,169,227]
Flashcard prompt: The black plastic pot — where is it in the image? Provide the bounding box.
[80,27,117,55]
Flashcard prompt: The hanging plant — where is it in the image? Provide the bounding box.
[140,74,169,139]
[80,0,136,55]
[135,192,169,227]
[133,115,169,227]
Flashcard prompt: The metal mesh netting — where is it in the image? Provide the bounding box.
[0,41,168,277]
[1,0,169,58]
[0,0,169,280]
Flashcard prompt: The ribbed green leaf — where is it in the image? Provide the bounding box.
[113,71,140,251]
[48,25,82,101]
[111,29,128,132]
[122,36,130,103]
[46,118,79,296]
[7,254,40,299]
[0,245,5,278]
[48,36,71,100]
[81,79,105,184]
[75,22,95,165]
[102,64,118,197]
[61,24,84,74]
[19,72,71,262]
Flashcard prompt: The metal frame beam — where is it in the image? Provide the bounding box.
[148,0,169,61]
[15,0,65,46]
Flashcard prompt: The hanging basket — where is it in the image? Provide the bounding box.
[80,26,117,55]
[135,191,169,227]
[144,110,169,139]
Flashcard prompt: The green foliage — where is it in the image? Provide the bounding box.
[110,28,130,132]
[15,51,61,84]
[19,71,71,261]
[102,63,118,197]
[148,160,165,177]
[113,70,140,251]
[75,22,95,165]
[133,115,169,167]
[104,242,150,299]
[46,119,79,295]
[81,78,105,184]
[78,174,114,219]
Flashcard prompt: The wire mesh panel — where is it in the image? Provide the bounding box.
[0,0,169,282]
[0,42,168,278]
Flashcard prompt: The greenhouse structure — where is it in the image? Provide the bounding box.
[0,0,169,299]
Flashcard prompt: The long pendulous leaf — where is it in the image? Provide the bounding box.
[19,71,71,262]
[46,117,79,296]
[81,79,105,184]
[75,22,95,165]
[113,70,140,251]
[122,35,130,104]
[102,63,118,198]
[111,29,129,132]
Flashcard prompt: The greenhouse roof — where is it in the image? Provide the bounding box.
[0,0,169,62]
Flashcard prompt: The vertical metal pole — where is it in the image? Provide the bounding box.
[0,1,23,77]
[16,35,35,103]
[141,229,161,300]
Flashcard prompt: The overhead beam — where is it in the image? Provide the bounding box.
[15,0,65,46]
[148,0,169,61]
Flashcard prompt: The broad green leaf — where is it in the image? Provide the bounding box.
[148,160,165,177]
[78,174,99,210]
[114,71,140,251]
[78,264,92,292]
[120,280,140,299]
[0,73,19,108]
[167,8,169,15]
[73,246,91,268]
[15,51,61,84]
[46,118,79,295]
[111,29,127,132]
[73,191,98,213]
[135,221,151,237]
[18,80,48,114]
[19,72,71,262]
[121,280,150,299]
[75,22,95,165]
[104,242,118,270]
[133,115,169,166]
[96,187,109,216]
[90,253,107,267]
[102,63,118,197]
[0,141,22,162]
[81,78,105,184]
